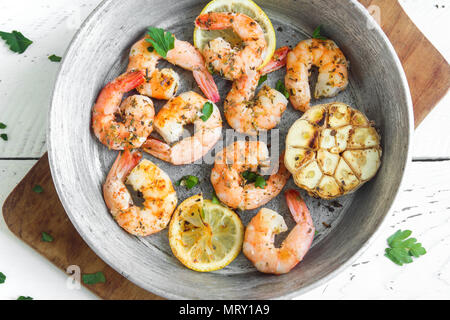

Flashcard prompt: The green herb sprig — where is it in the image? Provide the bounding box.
[242,170,267,189]
[257,74,268,87]
[146,27,175,58]
[82,272,106,285]
[17,296,33,300]
[41,232,54,243]
[312,25,327,40]
[176,175,199,190]
[48,54,62,62]
[0,30,32,54]
[385,230,426,266]
[211,192,220,204]
[0,272,6,284]
[200,102,213,122]
[275,80,289,99]
[32,185,43,193]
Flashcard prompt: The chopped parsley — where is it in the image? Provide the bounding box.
[176,175,199,190]
[146,27,175,58]
[242,170,267,189]
[312,25,327,40]
[0,30,32,54]
[17,296,33,300]
[41,232,54,242]
[385,230,427,266]
[48,54,62,62]
[200,102,213,122]
[211,192,220,204]
[257,74,268,87]
[32,185,43,193]
[275,80,289,98]
[82,271,106,285]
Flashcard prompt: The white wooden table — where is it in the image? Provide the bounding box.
[0,0,449,300]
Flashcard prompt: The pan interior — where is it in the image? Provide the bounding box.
[48,0,411,299]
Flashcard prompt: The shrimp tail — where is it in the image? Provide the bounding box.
[285,189,313,226]
[260,46,289,75]
[107,149,142,182]
[195,13,233,30]
[142,138,172,163]
[112,70,146,92]
[94,70,145,114]
[193,70,220,103]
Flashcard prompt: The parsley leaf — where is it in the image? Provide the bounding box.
[17,296,33,300]
[211,192,220,204]
[0,272,5,284]
[255,175,267,189]
[0,133,7,141]
[257,74,268,87]
[312,25,327,40]
[176,175,199,190]
[275,80,289,98]
[242,170,267,189]
[0,30,32,54]
[200,102,213,122]
[0,122,6,129]
[82,271,106,285]
[41,232,54,242]
[384,229,426,266]
[32,185,43,193]
[146,27,175,58]
[48,54,62,62]
[207,64,215,74]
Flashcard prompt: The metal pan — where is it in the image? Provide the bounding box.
[48,0,413,299]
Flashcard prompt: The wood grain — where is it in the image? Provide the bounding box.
[1,0,449,300]
[2,154,163,300]
[360,0,450,128]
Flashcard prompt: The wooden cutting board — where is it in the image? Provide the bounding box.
[2,0,449,300]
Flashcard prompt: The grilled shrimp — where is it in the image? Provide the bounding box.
[243,189,315,274]
[195,12,267,80]
[92,70,155,150]
[224,47,289,136]
[210,141,290,210]
[103,149,177,236]
[285,38,349,111]
[128,36,220,102]
[142,91,222,165]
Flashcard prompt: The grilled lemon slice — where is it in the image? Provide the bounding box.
[169,194,244,272]
[193,0,276,69]
[285,103,382,199]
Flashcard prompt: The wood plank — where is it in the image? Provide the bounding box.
[2,155,163,300]
[0,159,97,299]
[359,0,450,128]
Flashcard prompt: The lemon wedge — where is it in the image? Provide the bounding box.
[193,0,277,69]
[169,194,244,272]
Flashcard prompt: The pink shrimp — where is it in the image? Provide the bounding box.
[224,47,289,136]
[195,12,267,80]
[92,70,155,150]
[128,36,220,102]
[103,149,177,236]
[243,189,315,274]
[285,38,349,111]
